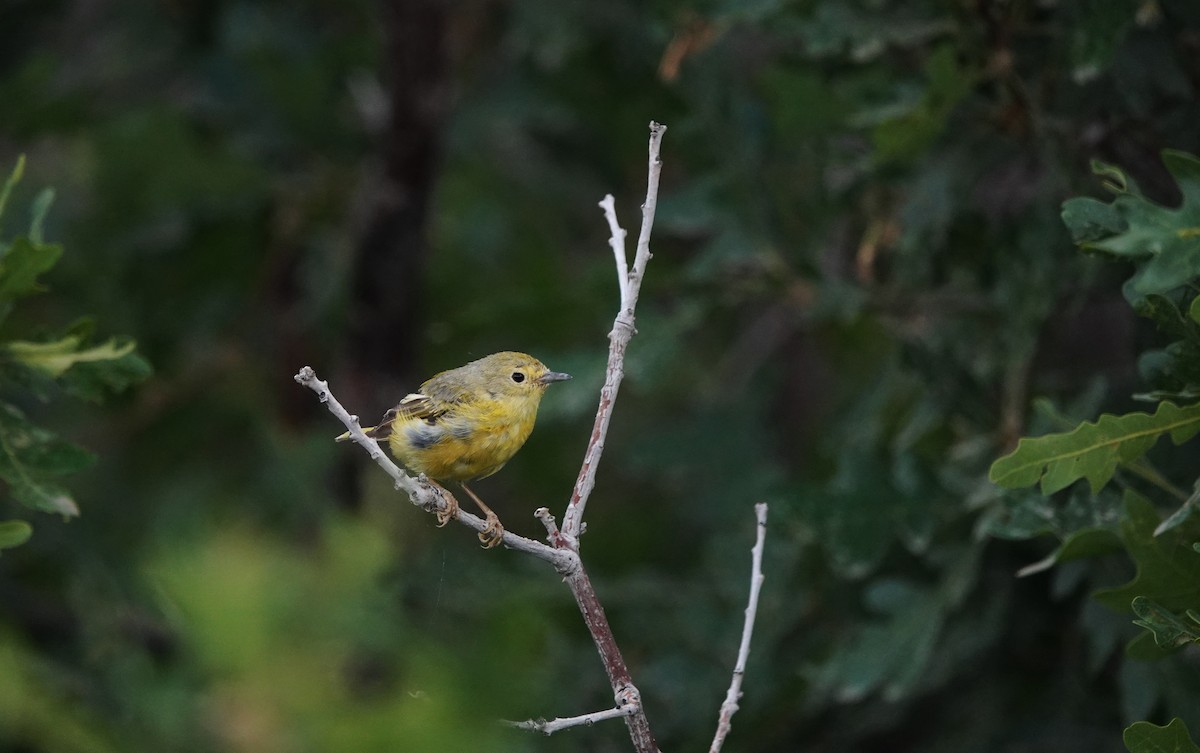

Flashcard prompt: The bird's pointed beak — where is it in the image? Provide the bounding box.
[537,370,572,385]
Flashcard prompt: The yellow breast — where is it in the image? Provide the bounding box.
[387,399,539,482]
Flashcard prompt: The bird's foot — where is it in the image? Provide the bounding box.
[434,491,456,527]
[478,511,504,549]
[435,487,458,527]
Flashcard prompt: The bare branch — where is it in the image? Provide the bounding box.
[504,704,636,735]
[561,120,667,547]
[293,367,573,569]
[709,502,769,753]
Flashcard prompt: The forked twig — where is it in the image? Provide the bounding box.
[560,121,667,548]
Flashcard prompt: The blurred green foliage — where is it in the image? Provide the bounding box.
[2,0,1200,752]
[0,155,149,543]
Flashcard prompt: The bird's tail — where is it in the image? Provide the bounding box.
[334,410,397,442]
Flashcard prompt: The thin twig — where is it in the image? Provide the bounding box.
[561,120,667,547]
[504,704,637,735]
[600,194,630,307]
[293,367,573,569]
[709,503,769,753]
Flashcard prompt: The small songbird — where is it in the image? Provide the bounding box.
[340,351,571,548]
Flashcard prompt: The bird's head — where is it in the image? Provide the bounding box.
[472,351,572,402]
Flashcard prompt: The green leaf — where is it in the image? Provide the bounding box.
[0,321,150,401]
[1094,491,1200,615]
[1064,150,1200,295]
[989,401,1200,495]
[1190,296,1200,325]
[1131,596,1200,650]
[0,519,32,550]
[6,335,137,378]
[0,401,92,516]
[1124,718,1200,753]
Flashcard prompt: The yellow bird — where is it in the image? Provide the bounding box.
[341,351,571,547]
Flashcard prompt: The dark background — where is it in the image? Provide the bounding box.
[2,1,1199,751]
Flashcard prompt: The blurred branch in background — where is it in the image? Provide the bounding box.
[345,0,449,393]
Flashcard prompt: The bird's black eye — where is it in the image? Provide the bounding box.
[511,371,526,383]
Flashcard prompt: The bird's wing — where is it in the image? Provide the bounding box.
[356,391,446,441]
[359,368,474,440]
[391,392,446,420]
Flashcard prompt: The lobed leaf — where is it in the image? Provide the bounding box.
[1094,491,1200,615]
[1124,718,1200,753]
[989,401,1200,495]
[1062,150,1200,295]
